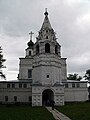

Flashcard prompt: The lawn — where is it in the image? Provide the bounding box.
[56,102,90,120]
[0,105,55,120]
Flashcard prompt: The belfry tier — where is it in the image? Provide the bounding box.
[34,10,61,56]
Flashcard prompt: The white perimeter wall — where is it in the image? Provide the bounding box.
[0,87,32,103]
[64,88,88,102]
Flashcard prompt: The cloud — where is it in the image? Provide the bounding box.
[0,0,90,80]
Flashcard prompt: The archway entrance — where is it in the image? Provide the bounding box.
[42,89,54,106]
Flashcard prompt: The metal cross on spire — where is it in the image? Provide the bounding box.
[45,8,47,12]
[29,31,34,41]
[44,8,48,16]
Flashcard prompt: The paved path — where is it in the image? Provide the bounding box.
[46,107,71,120]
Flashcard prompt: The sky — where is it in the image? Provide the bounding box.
[0,0,90,80]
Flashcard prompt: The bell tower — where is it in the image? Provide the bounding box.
[34,9,61,56]
[18,9,67,106]
[32,9,67,85]
[19,9,67,84]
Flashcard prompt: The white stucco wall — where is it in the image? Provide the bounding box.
[32,85,64,106]
[0,82,32,103]
[64,88,88,102]
[64,82,88,102]
[19,58,33,80]
[33,66,61,85]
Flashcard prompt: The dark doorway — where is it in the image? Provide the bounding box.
[42,89,54,106]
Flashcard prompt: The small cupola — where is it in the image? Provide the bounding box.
[27,31,34,48]
[27,40,34,49]
[26,32,34,57]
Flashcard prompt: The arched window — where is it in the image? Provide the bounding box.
[29,96,32,105]
[14,96,17,102]
[5,96,8,102]
[29,96,32,102]
[36,44,39,54]
[55,45,58,54]
[29,51,31,56]
[46,36,48,39]
[45,43,50,53]
[46,30,48,33]
[28,69,32,78]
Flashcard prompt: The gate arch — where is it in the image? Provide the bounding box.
[42,89,54,106]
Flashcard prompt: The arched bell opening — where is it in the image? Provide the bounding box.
[36,44,39,54]
[45,43,50,53]
[55,45,58,55]
[42,89,54,106]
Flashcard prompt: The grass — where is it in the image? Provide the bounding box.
[0,105,55,120]
[1,102,90,120]
[56,102,90,120]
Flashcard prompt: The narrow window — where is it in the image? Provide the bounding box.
[19,84,22,88]
[55,45,58,54]
[65,84,68,88]
[46,30,48,33]
[29,96,32,105]
[14,96,17,102]
[7,84,10,88]
[29,51,31,56]
[28,69,32,78]
[72,83,75,88]
[5,96,8,102]
[45,43,50,53]
[46,36,48,39]
[47,75,49,78]
[23,84,27,88]
[29,96,32,102]
[36,44,39,54]
[12,84,15,88]
[76,83,80,88]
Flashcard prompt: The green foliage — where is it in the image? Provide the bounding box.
[67,74,82,81]
[84,69,90,80]
[0,46,6,79]
[0,105,55,120]
[56,102,90,120]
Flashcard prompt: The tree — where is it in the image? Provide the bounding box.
[67,73,82,81]
[84,69,90,81]
[0,46,6,79]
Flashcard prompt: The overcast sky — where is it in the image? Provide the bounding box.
[0,0,90,80]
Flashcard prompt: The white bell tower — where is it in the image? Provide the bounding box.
[32,9,67,85]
